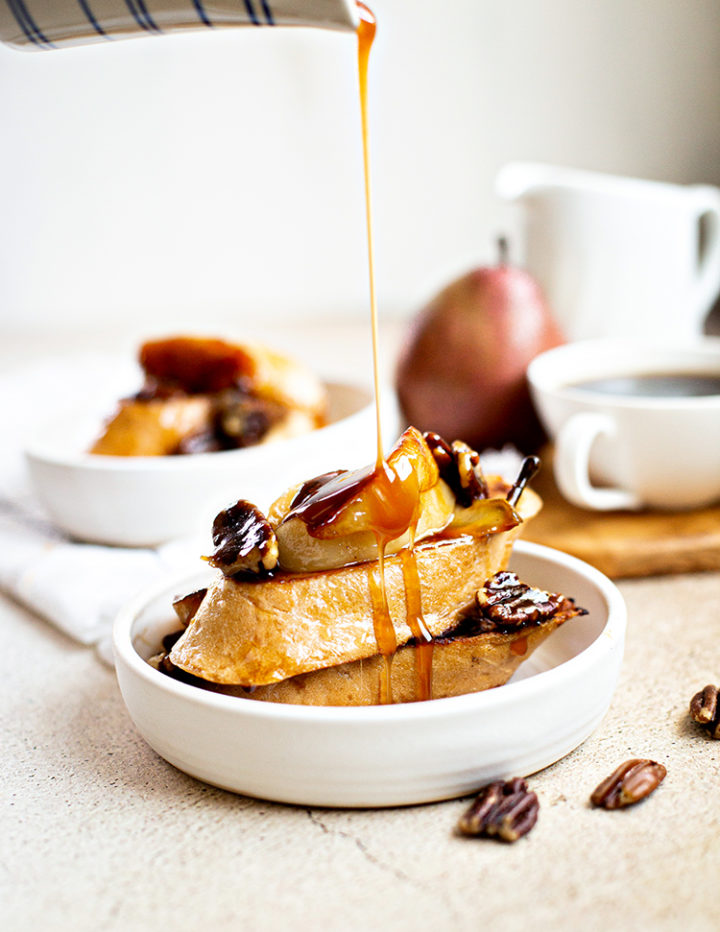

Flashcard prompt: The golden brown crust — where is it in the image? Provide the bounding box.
[218,605,575,705]
[165,600,579,706]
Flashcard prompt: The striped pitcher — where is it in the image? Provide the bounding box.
[0,0,358,50]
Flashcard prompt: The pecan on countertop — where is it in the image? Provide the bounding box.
[689,685,720,739]
[590,759,666,810]
[457,778,539,842]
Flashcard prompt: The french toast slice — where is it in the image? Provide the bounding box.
[156,571,583,705]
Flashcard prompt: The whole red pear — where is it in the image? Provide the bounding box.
[395,243,564,453]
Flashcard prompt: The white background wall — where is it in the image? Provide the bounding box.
[1,0,719,334]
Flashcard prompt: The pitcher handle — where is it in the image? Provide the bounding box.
[691,185,720,322]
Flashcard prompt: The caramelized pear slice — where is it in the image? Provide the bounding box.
[275,481,454,573]
[306,426,441,540]
[273,428,454,573]
[90,397,213,456]
[449,497,521,537]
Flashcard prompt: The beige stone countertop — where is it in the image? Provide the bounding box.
[3,321,720,931]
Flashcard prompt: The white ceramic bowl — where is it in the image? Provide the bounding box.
[113,541,626,808]
[25,381,400,547]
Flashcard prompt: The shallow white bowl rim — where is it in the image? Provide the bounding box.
[113,540,626,722]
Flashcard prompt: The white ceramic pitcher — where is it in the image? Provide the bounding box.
[0,0,358,50]
[496,162,720,341]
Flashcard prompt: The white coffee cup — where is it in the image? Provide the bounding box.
[497,162,720,342]
[527,339,720,511]
[0,0,358,50]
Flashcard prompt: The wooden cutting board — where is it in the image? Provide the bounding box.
[520,446,720,579]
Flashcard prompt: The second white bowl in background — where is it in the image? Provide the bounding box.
[25,379,400,547]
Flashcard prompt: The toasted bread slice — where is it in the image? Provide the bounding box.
[210,596,579,705]
[157,582,581,706]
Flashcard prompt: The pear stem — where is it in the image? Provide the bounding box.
[507,455,540,508]
[497,235,510,266]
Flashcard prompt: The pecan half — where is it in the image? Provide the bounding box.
[689,685,720,738]
[214,392,283,448]
[177,392,283,454]
[457,778,539,842]
[475,571,566,628]
[172,588,207,627]
[207,501,279,576]
[590,759,666,809]
[423,432,488,507]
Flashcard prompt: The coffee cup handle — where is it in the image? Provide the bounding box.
[692,185,720,320]
[554,412,642,511]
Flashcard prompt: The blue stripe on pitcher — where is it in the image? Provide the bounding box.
[243,1,260,26]
[191,1,213,27]
[76,0,110,38]
[4,0,41,47]
[5,0,275,47]
[7,0,55,46]
[245,1,275,26]
[135,0,161,32]
[123,0,156,34]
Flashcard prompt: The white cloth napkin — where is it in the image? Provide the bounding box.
[0,479,208,665]
[0,496,202,664]
[0,355,204,665]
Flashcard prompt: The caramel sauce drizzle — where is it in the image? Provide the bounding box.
[288,465,374,528]
[399,545,433,699]
[287,444,434,703]
[368,550,395,704]
[360,3,430,703]
[510,636,529,657]
[357,3,383,471]
[293,5,435,704]
[359,4,402,703]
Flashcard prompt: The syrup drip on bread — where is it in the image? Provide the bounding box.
[283,429,441,702]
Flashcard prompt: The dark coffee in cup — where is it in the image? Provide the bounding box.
[569,373,720,398]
